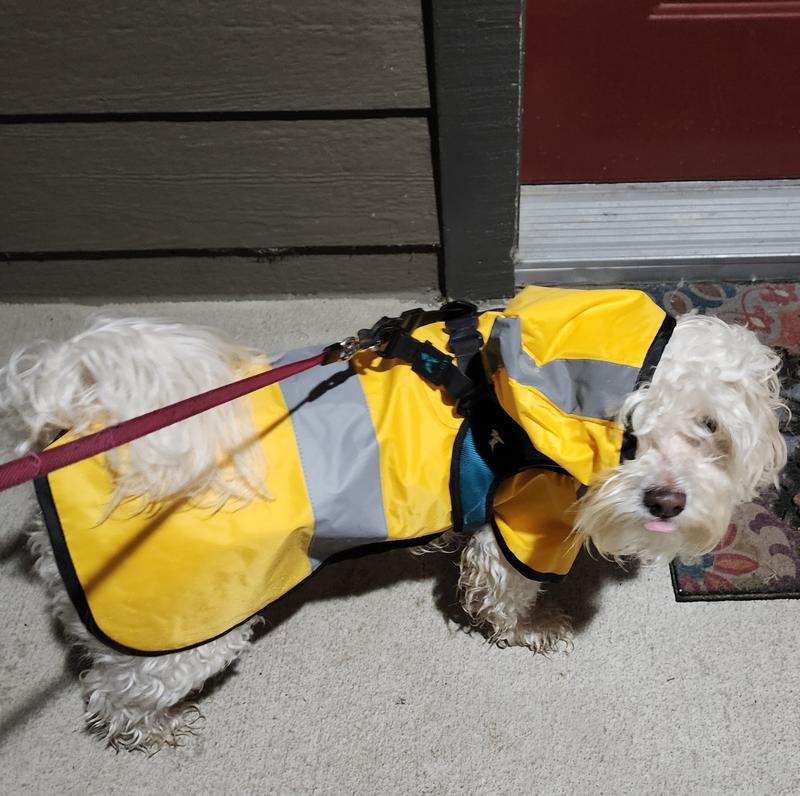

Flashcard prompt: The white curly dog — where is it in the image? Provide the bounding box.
[0,307,786,751]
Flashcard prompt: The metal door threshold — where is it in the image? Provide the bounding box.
[516,180,800,284]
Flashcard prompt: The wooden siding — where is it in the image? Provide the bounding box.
[0,1,438,299]
[0,253,440,300]
[0,1,428,113]
[0,120,438,252]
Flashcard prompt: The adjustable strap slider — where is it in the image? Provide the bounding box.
[444,304,483,375]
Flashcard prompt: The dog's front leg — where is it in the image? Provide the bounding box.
[458,526,572,653]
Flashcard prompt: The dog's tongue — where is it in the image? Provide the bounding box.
[644,520,676,534]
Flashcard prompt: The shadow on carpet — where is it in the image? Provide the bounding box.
[644,282,800,601]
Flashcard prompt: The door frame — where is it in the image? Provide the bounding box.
[427,0,523,300]
[429,0,800,299]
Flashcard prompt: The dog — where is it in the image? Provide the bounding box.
[0,286,786,751]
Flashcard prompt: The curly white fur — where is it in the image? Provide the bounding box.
[0,317,266,510]
[0,311,787,750]
[576,313,786,564]
[458,527,572,653]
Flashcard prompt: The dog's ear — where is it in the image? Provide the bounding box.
[678,316,788,498]
[732,331,787,496]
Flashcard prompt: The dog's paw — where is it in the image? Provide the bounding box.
[492,606,574,654]
[85,699,205,754]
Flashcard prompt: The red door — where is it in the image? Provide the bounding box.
[521,1,800,183]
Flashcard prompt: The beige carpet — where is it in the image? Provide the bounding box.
[1,297,799,795]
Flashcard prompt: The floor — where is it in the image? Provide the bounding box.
[1,297,799,795]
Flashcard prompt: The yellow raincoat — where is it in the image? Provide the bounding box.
[37,286,674,654]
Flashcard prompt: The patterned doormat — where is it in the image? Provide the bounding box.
[642,283,800,601]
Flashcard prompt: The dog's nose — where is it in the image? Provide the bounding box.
[643,488,686,519]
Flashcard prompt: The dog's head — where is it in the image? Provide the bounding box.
[575,314,787,564]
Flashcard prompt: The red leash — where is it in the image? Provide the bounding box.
[0,351,326,493]
[0,301,467,494]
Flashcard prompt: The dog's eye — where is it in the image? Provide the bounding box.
[701,417,717,433]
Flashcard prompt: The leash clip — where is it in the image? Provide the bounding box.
[321,319,401,364]
[322,335,361,364]
[338,335,361,360]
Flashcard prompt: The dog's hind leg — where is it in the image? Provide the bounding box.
[458,526,572,653]
[79,621,258,752]
[26,519,257,752]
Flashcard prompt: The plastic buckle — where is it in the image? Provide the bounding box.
[397,307,427,332]
[357,314,411,351]
[440,299,478,318]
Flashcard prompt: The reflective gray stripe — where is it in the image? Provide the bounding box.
[485,317,639,420]
[277,347,388,568]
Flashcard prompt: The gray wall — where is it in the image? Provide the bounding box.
[0,1,439,300]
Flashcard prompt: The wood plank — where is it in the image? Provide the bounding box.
[0,253,440,300]
[0,1,428,113]
[430,1,521,299]
[0,120,438,251]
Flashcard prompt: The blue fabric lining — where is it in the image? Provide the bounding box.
[459,427,494,530]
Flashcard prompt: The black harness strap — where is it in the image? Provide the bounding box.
[351,299,481,404]
[445,313,484,374]
[369,300,561,483]
[380,330,475,401]
[332,300,546,480]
